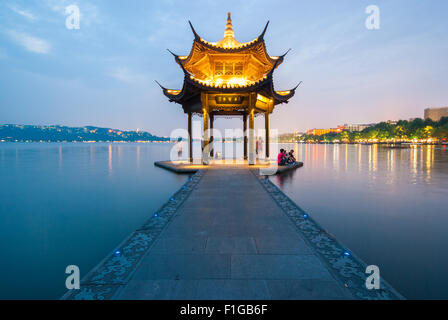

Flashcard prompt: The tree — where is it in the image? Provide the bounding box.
[340,131,350,142]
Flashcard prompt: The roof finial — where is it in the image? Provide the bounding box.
[167,49,178,57]
[280,48,292,58]
[259,21,270,39]
[293,81,303,90]
[154,80,166,90]
[215,12,241,48]
[224,12,234,39]
[188,20,200,40]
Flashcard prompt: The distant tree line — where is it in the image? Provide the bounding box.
[278,133,297,143]
[301,117,448,143]
[0,125,170,142]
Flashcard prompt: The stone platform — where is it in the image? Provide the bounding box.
[62,165,404,300]
[154,160,303,175]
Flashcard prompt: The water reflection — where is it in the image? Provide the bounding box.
[343,144,347,172]
[333,143,339,168]
[425,145,434,183]
[323,144,327,169]
[358,144,362,172]
[275,166,295,187]
[136,145,141,169]
[410,146,418,184]
[292,143,439,186]
[90,144,95,165]
[58,146,63,169]
[117,145,122,166]
[274,143,448,299]
[108,144,113,176]
[0,142,186,299]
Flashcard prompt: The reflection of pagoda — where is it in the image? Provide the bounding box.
[158,13,300,164]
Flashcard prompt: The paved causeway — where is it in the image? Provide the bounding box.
[115,167,352,299]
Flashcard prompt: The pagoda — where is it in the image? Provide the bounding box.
[157,13,300,164]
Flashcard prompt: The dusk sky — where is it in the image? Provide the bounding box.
[1,0,447,135]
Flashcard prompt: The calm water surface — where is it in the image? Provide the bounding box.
[0,143,186,299]
[272,143,448,299]
[1,142,448,299]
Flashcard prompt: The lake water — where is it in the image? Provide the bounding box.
[272,143,448,299]
[1,143,447,299]
[0,143,186,299]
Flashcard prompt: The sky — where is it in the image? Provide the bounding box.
[0,0,447,135]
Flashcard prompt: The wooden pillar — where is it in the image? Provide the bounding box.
[243,114,248,160]
[210,113,214,158]
[248,92,256,165]
[248,108,255,165]
[188,112,193,163]
[201,92,209,165]
[265,111,270,160]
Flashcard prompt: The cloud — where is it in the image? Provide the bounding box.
[108,67,147,83]
[7,31,51,54]
[8,5,37,21]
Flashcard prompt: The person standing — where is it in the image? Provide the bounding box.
[177,142,183,159]
[258,138,263,159]
[255,137,259,157]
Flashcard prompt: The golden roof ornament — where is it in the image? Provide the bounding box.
[216,12,242,49]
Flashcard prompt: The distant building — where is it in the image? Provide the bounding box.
[424,107,448,122]
[307,126,344,136]
[293,130,305,137]
[342,123,374,132]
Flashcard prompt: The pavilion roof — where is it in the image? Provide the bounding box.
[157,13,300,109]
[169,13,290,79]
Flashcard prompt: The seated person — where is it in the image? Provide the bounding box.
[287,150,296,164]
[284,151,291,163]
[277,149,287,165]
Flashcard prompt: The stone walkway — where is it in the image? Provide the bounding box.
[114,167,353,299]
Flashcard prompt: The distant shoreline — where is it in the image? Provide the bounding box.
[0,140,173,143]
[0,124,170,143]
[278,141,447,146]
[0,139,448,149]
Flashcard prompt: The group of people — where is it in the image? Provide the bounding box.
[277,149,296,166]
